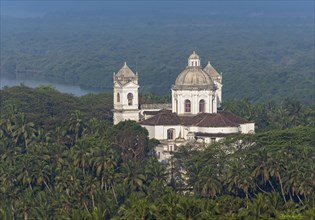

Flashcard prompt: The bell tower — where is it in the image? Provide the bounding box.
[203,60,223,108]
[113,62,139,124]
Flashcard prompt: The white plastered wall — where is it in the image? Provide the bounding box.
[239,123,255,134]
[113,80,140,124]
[172,89,217,114]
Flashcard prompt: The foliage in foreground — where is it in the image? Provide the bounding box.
[0,86,314,219]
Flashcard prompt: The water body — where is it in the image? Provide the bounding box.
[0,78,104,96]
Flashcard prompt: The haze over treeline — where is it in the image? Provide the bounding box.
[1,1,314,103]
[2,1,314,18]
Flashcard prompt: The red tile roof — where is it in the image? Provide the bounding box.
[195,132,230,137]
[139,110,250,127]
[139,109,181,126]
[142,111,161,115]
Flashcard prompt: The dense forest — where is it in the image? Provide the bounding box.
[0,86,314,219]
[1,2,314,103]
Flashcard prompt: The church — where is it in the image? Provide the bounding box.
[113,51,255,162]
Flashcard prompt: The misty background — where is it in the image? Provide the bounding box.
[1,1,314,102]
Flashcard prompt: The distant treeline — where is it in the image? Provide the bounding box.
[1,12,314,103]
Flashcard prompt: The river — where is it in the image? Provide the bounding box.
[0,78,106,96]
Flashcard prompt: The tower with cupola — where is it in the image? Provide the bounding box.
[113,62,139,124]
[203,60,223,108]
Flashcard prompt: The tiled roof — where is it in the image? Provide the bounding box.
[142,111,161,115]
[195,132,230,137]
[115,62,136,78]
[139,110,181,126]
[139,110,250,127]
[186,112,248,127]
[203,61,221,82]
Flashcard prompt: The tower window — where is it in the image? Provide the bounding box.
[127,93,133,106]
[157,152,160,159]
[167,129,175,140]
[199,99,205,112]
[169,145,173,152]
[117,93,120,102]
[185,100,191,113]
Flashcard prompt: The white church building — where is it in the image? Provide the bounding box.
[113,51,254,162]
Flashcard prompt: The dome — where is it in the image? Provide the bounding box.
[173,67,215,90]
[189,51,200,60]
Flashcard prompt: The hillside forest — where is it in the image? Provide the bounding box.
[1,2,314,103]
[0,85,314,219]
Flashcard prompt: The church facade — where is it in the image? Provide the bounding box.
[113,52,254,162]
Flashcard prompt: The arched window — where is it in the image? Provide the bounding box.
[156,152,160,159]
[199,99,205,113]
[127,93,133,106]
[185,100,191,113]
[117,93,120,102]
[167,129,174,140]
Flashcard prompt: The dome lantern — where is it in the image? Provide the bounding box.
[188,51,200,67]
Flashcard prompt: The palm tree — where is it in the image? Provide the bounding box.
[118,198,157,220]
[33,159,52,192]
[290,161,314,203]
[118,161,146,193]
[305,104,315,126]
[35,128,51,146]
[144,158,168,184]
[195,165,222,198]
[49,143,68,171]
[239,193,276,219]
[0,207,13,220]
[28,191,56,219]
[68,110,86,145]
[225,158,253,199]
[251,149,275,193]
[176,197,210,220]
[89,146,118,192]
[12,112,36,149]
[267,106,290,129]
[0,117,14,142]
[55,165,81,197]
[0,164,16,189]
[89,206,109,220]
[283,99,303,126]
[69,141,92,175]
[158,192,180,220]
[15,154,37,190]
[266,154,288,206]
[77,175,99,213]
[86,117,107,137]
